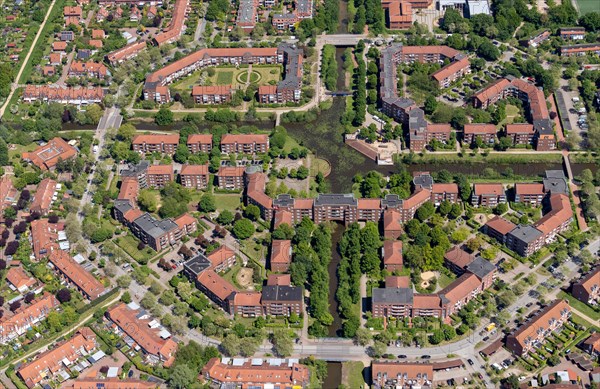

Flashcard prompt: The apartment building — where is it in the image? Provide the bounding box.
[426,123,452,144]
[30,178,58,215]
[186,134,213,153]
[270,239,292,272]
[228,292,263,317]
[130,213,179,251]
[444,246,475,274]
[48,249,107,300]
[201,358,310,388]
[220,134,269,154]
[207,245,237,272]
[431,183,459,205]
[236,0,259,31]
[483,216,517,244]
[432,56,471,88]
[22,85,104,105]
[571,267,599,305]
[118,176,139,202]
[382,0,413,30]
[146,164,174,188]
[107,303,178,366]
[22,138,77,171]
[522,30,550,47]
[0,293,60,344]
[120,161,150,189]
[382,240,403,272]
[506,300,571,356]
[17,328,97,388]
[217,166,245,190]
[191,85,232,104]
[272,13,298,30]
[261,284,303,316]
[514,183,545,206]
[174,213,197,236]
[463,123,497,145]
[506,124,535,146]
[152,0,188,46]
[132,134,179,155]
[180,164,209,189]
[471,183,506,207]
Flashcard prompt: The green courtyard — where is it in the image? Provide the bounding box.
[170,65,283,93]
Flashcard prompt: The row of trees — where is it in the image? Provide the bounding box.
[321,45,338,91]
[352,45,367,126]
[287,218,333,336]
[352,0,384,34]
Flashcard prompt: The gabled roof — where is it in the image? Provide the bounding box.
[270,240,292,266]
[207,245,236,268]
[382,240,403,267]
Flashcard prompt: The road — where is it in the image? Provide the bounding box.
[0,0,58,119]
[77,107,122,222]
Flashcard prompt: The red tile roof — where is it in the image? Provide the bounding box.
[506,124,534,134]
[464,123,497,135]
[207,245,236,268]
[515,183,545,196]
[485,216,517,235]
[217,166,245,177]
[201,358,310,388]
[267,273,291,286]
[534,193,573,235]
[382,240,403,267]
[473,183,504,196]
[30,178,57,214]
[132,134,179,145]
[1,293,59,344]
[385,276,410,288]
[49,250,106,300]
[22,138,77,170]
[118,177,139,201]
[196,269,237,300]
[444,246,475,268]
[147,164,173,176]
[221,134,269,145]
[6,267,36,290]
[180,164,209,175]
[191,85,232,95]
[186,134,213,146]
[270,240,292,266]
[70,379,157,389]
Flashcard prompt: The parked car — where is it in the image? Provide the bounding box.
[397,355,407,359]
[421,355,431,359]
[467,359,474,366]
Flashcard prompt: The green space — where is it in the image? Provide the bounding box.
[342,361,365,389]
[114,234,155,264]
[438,272,457,289]
[171,71,203,91]
[576,0,600,14]
[310,158,331,177]
[253,66,282,84]
[237,70,261,84]
[557,291,600,321]
[213,193,242,211]
[216,70,234,85]
[496,104,521,128]
[400,152,563,165]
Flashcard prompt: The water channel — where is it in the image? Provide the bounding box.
[327,223,345,337]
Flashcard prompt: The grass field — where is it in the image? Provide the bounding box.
[214,193,241,211]
[115,234,155,264]
[558,291,600,321]
[576,0,600,14]
[216,70,234,84]
[342,362,365,389]
[171,66,282,93]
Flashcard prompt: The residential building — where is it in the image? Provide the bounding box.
[217,166,245,190]
[382,0,413,30]
[228,292,263,317]
[68,379,157,389]
[382,240,403,271]
[30,219,58,259]
[0,293,60,344]
[22,138,77,170]
[174,213,197,236]
[106,41,147,65]
[22,85,104,106]
[431,55,471,88]
[200,358,310,388]
[426,123,452,145]
[207,245,237,272]
[118,176,139,201]
[236,0,259,31]
[560,27,585,40]
[106,303,178,367]
[143,46,300,104]
[6,267,36,293]
[120,161,150,189]
[152,0,187,45]
[372,362,434,388]
[272,13,298,30]
[582,333,600,356]
[17,328,97,388]
[471,183,506,207]
[270,239,292,272]
[68,61,108,78]
[191,85,232,104]
[48,250,107,300]
[132,134,179,155]
[130,213,180,251]
[195,269,238,311]
[0,176,18,218]
[522,30,550,47]
[431,183,459,205]
[572,267,600,305]
[186,134,213,153]
[463,123,497,145]
[261,284,303,316]
[53,41,68,51]
[146,164,173,188]
[444,246,475,274]
[30,178,58,215]
[483,216,517,244]
[560,43,600,57]
[180,164,209,189]
[514,183,545,206]
[506,300,571,356]
[506,124,535,146]
[220,134,269,154]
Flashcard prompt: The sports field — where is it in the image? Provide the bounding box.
[576,0,599,14]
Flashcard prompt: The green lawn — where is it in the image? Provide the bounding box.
[214,193,242,211]
[558,291,600,321]
[253,65,282,84]
[216,70,234,85]
[438,273,457,289]
[171,71,202,91]
[115,234,155,264]
[576,0,600,14]
[342,361,365,389]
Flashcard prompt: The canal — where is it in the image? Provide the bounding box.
[327,223,345,337]
[323,362,342,389]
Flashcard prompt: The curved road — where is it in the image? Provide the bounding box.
[0,0,58,119]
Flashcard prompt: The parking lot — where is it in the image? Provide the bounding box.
[556,88,588,147]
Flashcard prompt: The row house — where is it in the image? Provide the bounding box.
[17,328,97,388]
[471,183,506,207]
[22,85,104,106]
[48,249,107,300]
[68,61,108,78]
[6,267,37,293]
[30,219,59,259]
[132,134,179,155]
[106,41,147,65]
[372,362,433,389]
[571,267,599,305]
[521,30,550,48]
[186,134,213,153]
[69,379,157,389]
[0,293,59,344]
[180,164,209,189]
[30,178,58,215]
[106,303,178,367]
[191,85,232,104]
[560,27,585,40]
[220,134,269,154]
[560,43,600,57]
[506,300,571,356]
[201,358,310,388]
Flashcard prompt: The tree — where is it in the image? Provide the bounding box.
[169,364,196,389]
[198,193,217,213]
[494,203,508,215]
[354,328,372,346]
[429,329,444,344]
[155,106,174,126]
[416,202,435,222]
[217,209,234,225]
[232,218,255,239]
[239,337,259,357]
[141,293,157,310]
[117,123,136,141]
[465,237,483,253]
[116,275,131,288]
[244,204,261,221]
[271,329,294,357]
[424,95,437,114]
[371,340,387,357]
[138,189,159,213]
[56,289,72,303]
[85,104,103,124]
[579,12,600,32]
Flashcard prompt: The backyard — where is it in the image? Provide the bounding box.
[114,234,155,264]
